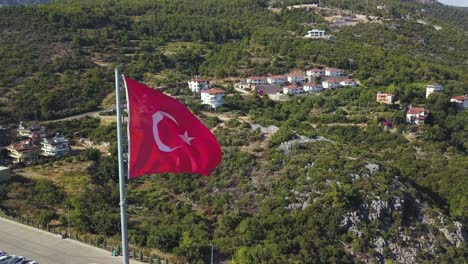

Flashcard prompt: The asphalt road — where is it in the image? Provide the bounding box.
[0,217,142,264]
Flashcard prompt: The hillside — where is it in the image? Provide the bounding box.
[0,0,467,263]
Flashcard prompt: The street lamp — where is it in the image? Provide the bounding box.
[210,243,214,264]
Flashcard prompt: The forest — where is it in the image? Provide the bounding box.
[0,0,467,263]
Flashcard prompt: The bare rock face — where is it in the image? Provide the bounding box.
[441,221,468,247]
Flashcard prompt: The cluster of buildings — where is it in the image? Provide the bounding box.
[0,122,70,164]
[376,84,467,126]
[238,67,357,96]
[304,29,335,40]
[188,77,225,109]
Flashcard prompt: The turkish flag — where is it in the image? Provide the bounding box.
[124,76,221,179]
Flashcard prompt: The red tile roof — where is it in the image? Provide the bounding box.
[203,88,225,95]
[307,68,324,72]
[7,140,35,151]
[407,107,427,115]
[451,95,468,101]
[191,78,207,82]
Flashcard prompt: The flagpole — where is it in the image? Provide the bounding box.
[115,67,130,264]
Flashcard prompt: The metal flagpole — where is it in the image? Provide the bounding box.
[115,67,130,264]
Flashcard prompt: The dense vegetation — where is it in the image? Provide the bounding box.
[0,0,467,262]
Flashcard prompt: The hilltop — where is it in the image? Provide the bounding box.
[0,0,467,263]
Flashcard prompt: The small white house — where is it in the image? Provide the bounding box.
[201,89,225,109]
[426,84,444,98]
[322,79,341,89]
[283,85,304,95]
[306,68,325,78]
[41,134,70,157]
[340,79,357,87]
[305,29,326,38]
[325,68,344,77]
[303,83,323,93]
[406,107,429,125]
[266,75,287,85]
[287,74,305,84]
[246,76,266,85]
[188,77,208,93]
[450,95,468,109]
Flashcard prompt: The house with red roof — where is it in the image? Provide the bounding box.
[322,79,342,89]
[306,68,325,78]
[266,75,287,85]
[188,77,208,93]
[283,85,304,95]
[287,73,306,84]
[450,95,468,109]
[303,83,323,93]
[325,68,344,77]
[340,79,357,87]
[246,76,266,86]
[201,89,225,109]
[406,107,429,125]
[6,139,39,163]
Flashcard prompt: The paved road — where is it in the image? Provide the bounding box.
[0,217,142,264]
[41,109,114,123]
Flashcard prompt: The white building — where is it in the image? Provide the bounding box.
[266,75,287,85]
[306,68,325,78]
[41,134,70,157]
[426,84,444,98]
[322,79,341,89]
[283,85,304,95]
[450,95,468,109]
[303,83,323,93]
[406,107,429,125]
[201,89,225,109]
[188,77,208,93]
[325,68,344,77]
[17,122,46,142]
[287,73,305,84]
[340,79,357,87]
[305,29,326,38]
[246,76,266,86]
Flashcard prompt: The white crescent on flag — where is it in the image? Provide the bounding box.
[152,111,195,152]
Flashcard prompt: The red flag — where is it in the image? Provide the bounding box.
[123,76,221,179]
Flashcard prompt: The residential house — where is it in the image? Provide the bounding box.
[283,85,304,95]
[325,68,344,77]
[188,77,208,93]
[322,79,341,89]
[201,89,225,109]
[41,134,70,157]
[450,95,468,109]
[303,83,323,93]
[17,122,46,142]
[426,84,443,98]
[266,75,287,85]
[246,76,266,86]
[306,68,325,78]
[406,107,429,125]
[0,126,11,147]
[376,93,395,105]
[340,79,357,87]
[304,29,326,38]
[287,73,305,84]
[6,139,39,163]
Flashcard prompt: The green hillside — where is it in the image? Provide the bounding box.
[0,0,467,263]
